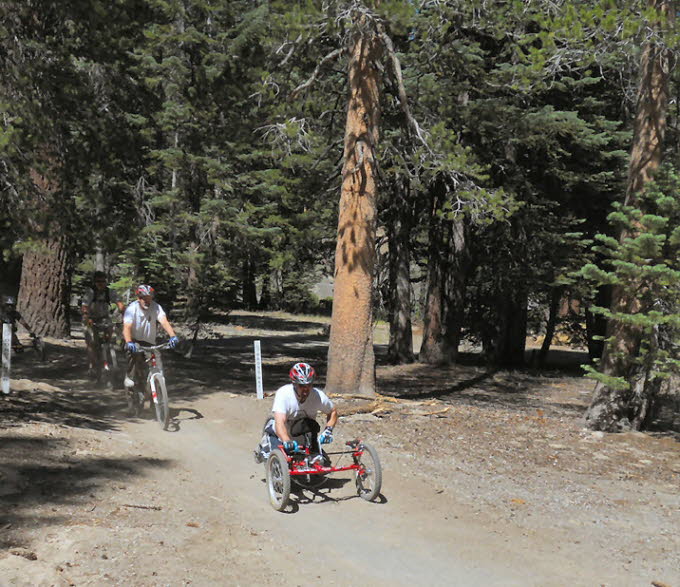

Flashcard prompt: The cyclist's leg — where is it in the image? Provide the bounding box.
[290,417,321,453]
[84,326,98,376]
[255,418,279,463]
[125,347,144,387]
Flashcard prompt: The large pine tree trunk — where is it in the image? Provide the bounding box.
[18,237,70,337]
[486,288,528,367]
[586,0,672,431]
[387,191,415,364]
[537,286,563,368]
[326,31,382,395]
[442,218,470,364]
[17,162,70,337]
[419,187,447,364]
[242,256,258,310]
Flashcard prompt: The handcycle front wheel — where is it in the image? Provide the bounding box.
[266,449,291,511]
[149,374,170,430]
[354,442,382,502]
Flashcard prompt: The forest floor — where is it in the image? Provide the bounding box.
[0,310,678,587]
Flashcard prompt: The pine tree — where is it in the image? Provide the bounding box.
[581,165,680,429]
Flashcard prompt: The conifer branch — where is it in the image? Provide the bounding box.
[379,31,433,157]
[289,48,344,100]
[276,34,302,67]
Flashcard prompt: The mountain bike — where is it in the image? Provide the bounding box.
[91,318,118,388]
[127,342,172,430]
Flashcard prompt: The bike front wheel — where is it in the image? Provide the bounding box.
[150,374,170,430]
[266,449,291,511]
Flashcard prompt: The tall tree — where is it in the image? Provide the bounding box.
[326,8,383,395]
[586,0,674,431]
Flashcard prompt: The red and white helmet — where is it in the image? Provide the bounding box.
[136,284,155,297]
[289,362,315,385]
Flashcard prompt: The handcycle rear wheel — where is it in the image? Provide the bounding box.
[266,449,291,511]
[354,442,382,502]
[150,374,170,430]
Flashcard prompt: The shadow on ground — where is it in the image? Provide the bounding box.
[2,312,599,432]
[0,434,172,549]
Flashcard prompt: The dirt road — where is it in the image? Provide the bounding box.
[1,313,678,586]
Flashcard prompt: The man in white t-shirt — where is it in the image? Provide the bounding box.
[254,362,338,464]
[122,284,179,390]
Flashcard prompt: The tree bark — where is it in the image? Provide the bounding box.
[586,0,673,431]
[242,256,258,310]
[17,163,71,338]
[486,287,528,367]
[386,182,415,364]
[442,218,470,364]
[18,237,70,337]
[419,186,447,364]
[537,286,563,367]
[326,29,382,395]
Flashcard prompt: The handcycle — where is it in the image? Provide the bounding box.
[90,318,118,388]
[265,433,382,511]
[127,342,172,430]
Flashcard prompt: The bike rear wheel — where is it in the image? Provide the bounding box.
[266,449,291,511]
[150,374,170,430]
[100,343,113,389]
[354,442,382,502]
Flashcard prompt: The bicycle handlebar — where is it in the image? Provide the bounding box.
[135,342,172,353]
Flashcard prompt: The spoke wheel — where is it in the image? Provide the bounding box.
[151,375,171,430]
[266,449,291,511]
[354,442,382,502]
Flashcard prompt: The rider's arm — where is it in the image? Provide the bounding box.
[81,303,91,324]
[274,412,291,443]
[325,406,338,429]
[123,321,133,344]
[158,315,176,338]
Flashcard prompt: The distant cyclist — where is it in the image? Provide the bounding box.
[255,362,338,464]
[82,271,125,378]
[123,284,179,390]
[0,295,36,352]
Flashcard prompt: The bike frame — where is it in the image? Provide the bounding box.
[281,441,368,477]
[137,343,171,407]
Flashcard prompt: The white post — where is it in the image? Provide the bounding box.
[2,323,11,395]
[254,340,263,399]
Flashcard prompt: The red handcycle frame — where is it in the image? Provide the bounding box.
[265,438,382,511]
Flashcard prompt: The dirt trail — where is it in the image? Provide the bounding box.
[1,313,679,586]
[0,391,656,587]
